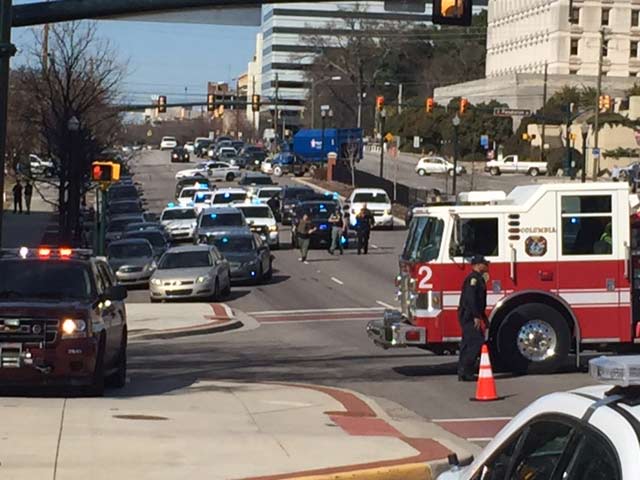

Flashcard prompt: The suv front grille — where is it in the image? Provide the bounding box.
[0,318,59,344]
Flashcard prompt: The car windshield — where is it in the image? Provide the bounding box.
[283,188,313,200]
[107,218,139,232]
[0,261,93,300]
[402,216,445,262]
[214,237,254,252]
[159,251,211,269]
[238,206,273,219]
[242,176,273,185]
[258,190,280,198]
[200,212,245,227]
[163,137,176,142]
[212,193,247,204]
[180,189,199,198]
[125,232,166,247]
[353,192,390,203]
[107,243,153,258]
[179,180,210,190]
[194,193,213,203]
[161,209,196,220]
[298,203,336,219]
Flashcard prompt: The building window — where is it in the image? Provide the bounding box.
[570,7,580,24]
[633,10,639,27]
[632,41,639,58]
[604,40,610,57]
[570,38,579,56]
[570,69,579,75]
[602,8,610,26]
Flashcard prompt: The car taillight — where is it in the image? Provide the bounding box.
[38,247,51,258]
[59,248,72,258]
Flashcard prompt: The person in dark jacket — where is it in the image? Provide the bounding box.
[12,180,22,214]
[24,181,33,214]
[457,255,489,381]
[296,213,316,262]
[267,193,281,222]
[355,204,374,255]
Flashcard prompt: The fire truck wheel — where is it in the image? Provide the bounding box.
[497,303,571,374]
[85,335,106,397]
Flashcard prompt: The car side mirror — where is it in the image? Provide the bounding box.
[105,285,127,301]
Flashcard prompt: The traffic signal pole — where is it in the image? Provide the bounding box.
[0,0,15,249]
[593,27,605,179]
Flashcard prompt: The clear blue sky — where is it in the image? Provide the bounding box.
[11,2,259,103]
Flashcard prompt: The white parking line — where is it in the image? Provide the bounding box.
[376,300,395,309]
[331,277,344,285]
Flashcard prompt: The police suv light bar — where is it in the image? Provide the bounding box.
[590,356,640,387]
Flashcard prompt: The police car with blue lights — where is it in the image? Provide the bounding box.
[160,204,198,242]
[438,356,640,480]
[0,247,128,396]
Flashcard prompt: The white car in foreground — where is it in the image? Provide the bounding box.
[439,355,640,480]
[160,136,178,150]
[346,188,393,229]
[415,156,465,176]
[236,203,279,248]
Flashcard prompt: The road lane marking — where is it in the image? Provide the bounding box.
[331,277,344,285]
[371,244,379,249]
[376,300,395,309]
[249,307,384,315]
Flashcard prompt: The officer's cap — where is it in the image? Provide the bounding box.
[470,255,489,265]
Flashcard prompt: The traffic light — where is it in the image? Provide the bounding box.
[376,96,385,112]
[598,95,612,112]
[426,97,434,113]
[157,95,167,113]
[207,94,216,112]
[252,94,261,113]
[432,0,473,26]
[91,162,120,183]
[459,97,469,115]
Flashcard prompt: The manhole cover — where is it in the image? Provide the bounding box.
[113,414,168,421]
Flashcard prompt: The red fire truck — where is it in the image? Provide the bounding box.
[367,182,640,373]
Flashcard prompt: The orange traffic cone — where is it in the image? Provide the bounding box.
[472,344,500,402]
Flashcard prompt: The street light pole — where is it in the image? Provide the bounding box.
[321,110,326,159]
[581,123,589,183]
[0,0,16,249]
[593,27,606,179]
[452,114,461,196]
[379,109,386,178]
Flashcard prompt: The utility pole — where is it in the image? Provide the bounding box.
[235,77,240,139]
[397,83,403,115]
[378,109,386,177]
[0,0,16,249]
[252,76,257,135]
[540,62,548,162]
[593,27,606,179]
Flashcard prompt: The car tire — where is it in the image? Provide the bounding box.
[264,261,273,281]
[417,169,427,176]
[222,276,231,297]
[273,166,283,177]
[225,172,235,181]
[496,303,571,374]
[447,169,455,177]
[255,265,263,285]
[106,331,127,389]
[85,335,106,397]
[211,279,220,301]
[489,167,501,176]
[528,167,540,177]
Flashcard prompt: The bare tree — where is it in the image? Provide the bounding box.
[343,137,361,187]
[19,22,126,243]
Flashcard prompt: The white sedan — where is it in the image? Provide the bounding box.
[208,161,240,182]
[175,162,213,180]
[438,355,640,480]
[415,156,465,176]
[160,136,178,150]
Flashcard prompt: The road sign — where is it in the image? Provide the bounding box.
[592,148,601,158]
[493,108,532,117]
[480,135,489,148]
[384,132,394,143]
[413,136,420,148]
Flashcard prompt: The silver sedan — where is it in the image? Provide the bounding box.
[149,245,231,302]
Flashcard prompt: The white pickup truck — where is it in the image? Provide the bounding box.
[484,155,548,177]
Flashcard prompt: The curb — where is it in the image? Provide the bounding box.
[293,177,406,228]
[129,317,243,340]
[285,462,432,480]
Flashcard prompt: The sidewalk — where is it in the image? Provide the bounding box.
[2,181,56,248]
[0,381,472,480]
[127,302,243,340]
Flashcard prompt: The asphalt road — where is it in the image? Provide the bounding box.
[125,150,598,427]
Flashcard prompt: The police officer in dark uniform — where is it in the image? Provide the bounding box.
[457,255,489,381]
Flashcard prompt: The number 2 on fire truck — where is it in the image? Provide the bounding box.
[418,265,433,289]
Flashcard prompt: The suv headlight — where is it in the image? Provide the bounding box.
[61,318,87,338]
[384,209,391,215]
[196,275,211,284]
[269,225,278,232]
[151,278,162,286]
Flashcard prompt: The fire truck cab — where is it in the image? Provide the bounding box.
[367,182,640,373]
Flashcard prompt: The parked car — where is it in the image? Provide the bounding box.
[171,146,190,163]
[108,184,140,202]
[106,238,157,287]
[160,205,198,242]
[122,229,171,258]
[105,214,145,244]
[415,156,465,176]
[346,188,393,229]
[107,199,143,217]
[149,245,231,302]
[485,154,548,176]
[160,136,178,150]
[174,176,212,200]
[184,142,195,153]
[195,139,213,157]
[29,154,55,177]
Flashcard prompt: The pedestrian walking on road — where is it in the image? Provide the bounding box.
[328,210,344,255]
[12,180,23,214]
[355,204,374,255]
[24,181,33,215]
[267,193,281,222]
[296,213,316,262]
[457,255,489,382]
